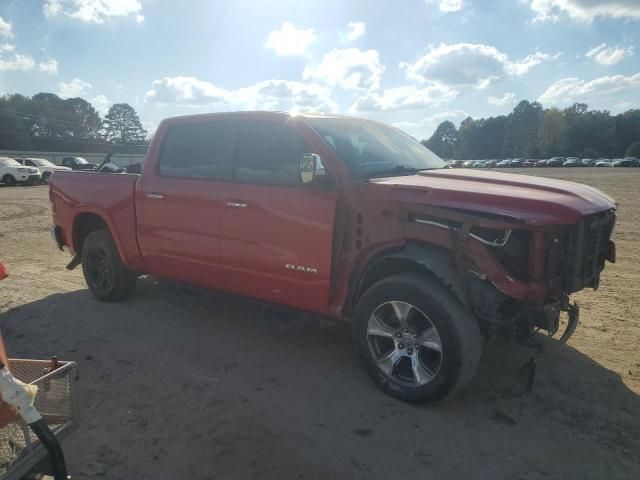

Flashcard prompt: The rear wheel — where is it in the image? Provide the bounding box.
[2,175,16,186]
[81,230,136,302]
[353,273,482,403]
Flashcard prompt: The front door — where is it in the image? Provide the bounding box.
[219,118,337,313]
[136,119,233,286]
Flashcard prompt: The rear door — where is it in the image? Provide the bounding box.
[136,119,234,286]
[219,118,337,313]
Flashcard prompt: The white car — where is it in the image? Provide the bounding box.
[15,157,71,183]
[0,157,40,186]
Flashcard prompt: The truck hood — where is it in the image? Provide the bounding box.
[369,169,615,225]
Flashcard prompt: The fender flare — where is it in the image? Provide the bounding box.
[352,243,469,312]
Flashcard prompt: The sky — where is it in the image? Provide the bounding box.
[0,0,638,139]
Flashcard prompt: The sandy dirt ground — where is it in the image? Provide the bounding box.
[0,168,639,479]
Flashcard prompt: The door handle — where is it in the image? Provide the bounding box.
[225,201,248,208]
[145,192,165,199]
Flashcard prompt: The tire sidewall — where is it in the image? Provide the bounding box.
[353,274,472,402]
[81,230,122,301]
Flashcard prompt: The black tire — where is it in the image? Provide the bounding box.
[81,229,136,302]
[2,174,16,186]
[353,273,482,403]
[42,172,51,183]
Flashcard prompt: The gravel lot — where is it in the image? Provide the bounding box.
[1,168,639,479]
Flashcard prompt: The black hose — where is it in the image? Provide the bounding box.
[29,418,69,480]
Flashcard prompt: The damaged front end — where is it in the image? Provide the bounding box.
[407,205,616,345]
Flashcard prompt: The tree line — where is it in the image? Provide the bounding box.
[422,101,640,160]
[0,92,148,154]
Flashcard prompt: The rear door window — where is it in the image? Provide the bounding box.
[159,121,232,180]
[233,120,309,187]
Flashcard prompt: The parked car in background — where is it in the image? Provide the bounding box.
[581,158,596,167]
[484,160,497,168]
[523,159,536,167]
[0,157,40,185]
[450,160,465,168]
[595,159,613,167]
[534,159,548,167]
[61,156,98,170]
[15,157,71,183]
[496,159,511,167]
[613,158,639,167]
[463,160,475,168]
[547,157,566,167]
[472,160,485,168]
[509,159,523,168]
[563,157,581,167]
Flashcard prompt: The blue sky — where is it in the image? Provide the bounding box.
[0,0,638,139]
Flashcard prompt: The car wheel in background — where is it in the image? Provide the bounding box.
[2,175,16,186]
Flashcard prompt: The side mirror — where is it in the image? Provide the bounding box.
[300,153,326,184]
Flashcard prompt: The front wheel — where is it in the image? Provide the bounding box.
[2,175,16,186]
[353,273,482,403]
[81,229,136,302]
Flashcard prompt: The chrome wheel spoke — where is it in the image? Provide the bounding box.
[411,356,435,386]
[376,348,403,378]
[367,313,394,339]
[417,327,442,353]
[390,301,412,328]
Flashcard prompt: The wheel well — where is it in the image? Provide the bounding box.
[350,244,468,315]
[73,213,108,254]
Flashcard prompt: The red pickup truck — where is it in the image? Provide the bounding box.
[49,111,616,402]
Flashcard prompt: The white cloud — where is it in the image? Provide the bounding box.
[341,21,366,42]
[351,84,458,112]
[401,43,557,88]
[90,94,110,116]
[37,58,58,74]
[539,72,640,105]
[426,0,465,13]
[0,55,56,74]
[393,110,468,140]
[303,48,384,90]
[43,0,144,23]
[265,22,315,56]
[0,43,14,53]
[528,0,640,23]
[0,54,35,72]
[585,43,634,65]
[0,17,13,39]
[56,78,110,114]
[57,77,92,97]
[488,92,517,106]
[145,76,337,112]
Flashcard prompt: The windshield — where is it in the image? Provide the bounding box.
[0,157,20,167]
[305,117,446,178]
[29,158,55,167]
[74,157,89,164]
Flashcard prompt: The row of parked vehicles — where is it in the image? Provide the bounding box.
[0,156,97,186]
[448,157,639,169]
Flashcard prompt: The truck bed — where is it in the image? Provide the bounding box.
[49,171,145,270]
